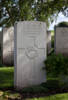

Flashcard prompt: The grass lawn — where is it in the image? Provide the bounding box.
[0,92,68,100]
[0,67,14,89]
[0,67,68,100]
[51,31,54,36]
[25,93,68,100]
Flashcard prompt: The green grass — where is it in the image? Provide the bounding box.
[25,93,68,100]
[0,67,14,89]
[0,67,67,92]
[0,92,68,100]
[0,67,68,100]
[51,31,54,36]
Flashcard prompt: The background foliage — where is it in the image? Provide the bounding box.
[44,53,68,77]
[0,0,68,27]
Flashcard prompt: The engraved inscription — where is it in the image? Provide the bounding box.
[21,22,45,59]
[24,36,38,59]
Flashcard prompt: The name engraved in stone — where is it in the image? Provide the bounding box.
[24,31,41,35]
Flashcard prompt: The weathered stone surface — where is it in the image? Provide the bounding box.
[14,21,47,88]
[55,27,68,55]
[0,31,2,63]
[2,27,14,65]
[0,31,2,45]
[47,31,51,54]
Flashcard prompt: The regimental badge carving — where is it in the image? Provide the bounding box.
[24,35,39,59]
[25,47,38,59]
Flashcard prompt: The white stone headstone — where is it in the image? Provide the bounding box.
[14,21,47,88]
[0,31,2,63]
[0,31,2,45]
[55,27,68,55]
[3,27,14,65]
[47,31,51,54]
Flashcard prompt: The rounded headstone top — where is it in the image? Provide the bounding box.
[56,22,68,27]
[14,21,46,26]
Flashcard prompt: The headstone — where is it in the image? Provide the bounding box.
[2,27,14,65]
[47,31,51,54]
[0,31,2,45]
[55,27,68,55]
[14,21,47,88]
[0,31,2,63]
